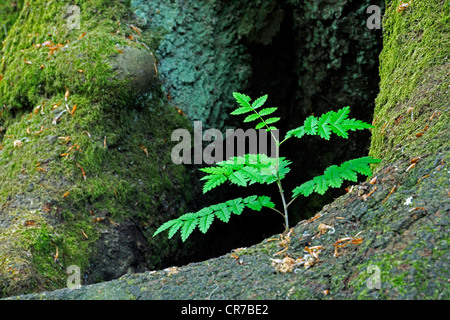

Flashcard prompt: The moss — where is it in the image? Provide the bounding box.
[0,0,140,110]
[0,0,193,297]
[0,0,23,43]
[369,0,450,168]
[0,206,98,295]
[359,1,450,298]
[351,236,449,300]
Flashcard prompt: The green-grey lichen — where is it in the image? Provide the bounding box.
[130,0,286,129]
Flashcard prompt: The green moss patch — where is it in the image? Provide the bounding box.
[369,0,450,167]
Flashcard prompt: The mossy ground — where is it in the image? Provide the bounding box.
[0,0,192,297]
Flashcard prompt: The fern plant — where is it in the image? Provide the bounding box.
[153,92,380,241]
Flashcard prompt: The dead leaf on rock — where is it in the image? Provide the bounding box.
[165,266,179,276]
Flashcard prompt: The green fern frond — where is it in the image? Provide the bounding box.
[199,154,291,193]
[225,198,246,215]
[199,213,215,234]
[243,113,260,123]
[153,196,275,241]
[260,157,291,184]
[264,117,280,125]
[285,107,372,141]
[232,92,279,132]
[200,174,228,193]
[232,92,252,108]
[312,175,329,195]
[152,219,180,239]
[293,180,316,197]
[211,202,232,222]
[285,126,306,139]
[342,156,378,176]
[292,157,381,198]
[230,106,253,115]
[304,116,318,135]
[258,107,278,117]
[180,213,199,241]
[323,165,344,188]
[252,94,268,109]
[168,220,184,239]
[243,195,275,211]
[153,91,381,240]
[255,122,266,130]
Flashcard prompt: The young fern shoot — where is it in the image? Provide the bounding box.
[153,92,380,241]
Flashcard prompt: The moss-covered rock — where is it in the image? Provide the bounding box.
[369,0,449,165]
[0,0,194,297]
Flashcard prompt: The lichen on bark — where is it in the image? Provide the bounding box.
[130,0,287,129]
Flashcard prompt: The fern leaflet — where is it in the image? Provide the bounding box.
[258,107,278,117]
[232,92,251,109]
[153,196,275,241]
[252,94,268,109]
[292,157,381,198]
[199,154,291,193]
[244,113,261,123]
[231,92,279,131]
[285,106,372,141]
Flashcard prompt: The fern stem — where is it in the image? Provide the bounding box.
[251,108,278,145]
[278,137,290,146]
[277,180,289,229]
[268,206,285,218]
[286,194,300,209]
[274,142,289,230]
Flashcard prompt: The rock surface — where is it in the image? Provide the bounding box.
[9,154,449,299]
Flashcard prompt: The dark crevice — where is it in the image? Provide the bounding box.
[162,1,383,269]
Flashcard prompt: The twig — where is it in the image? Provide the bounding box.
[207,284,219,300]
